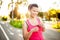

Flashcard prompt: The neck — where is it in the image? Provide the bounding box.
[30,15,36,19]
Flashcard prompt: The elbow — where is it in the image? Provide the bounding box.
[23,33,28,38]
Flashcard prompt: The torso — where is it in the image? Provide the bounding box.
[28,17,39,26]
[26,17,44,40]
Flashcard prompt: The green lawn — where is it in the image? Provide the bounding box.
[10,19,24,29]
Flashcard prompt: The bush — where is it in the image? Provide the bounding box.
[52,22,60,29]
[2,16,7,21]
[10,20,24,29]
[38,12,43,18]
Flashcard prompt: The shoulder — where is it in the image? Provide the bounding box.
[37,16,42,21]
[37,16,43,23]
[22,18,28,27]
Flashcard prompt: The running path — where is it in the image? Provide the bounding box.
[0,21,23,40]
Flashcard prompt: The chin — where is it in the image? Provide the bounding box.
[31,15,37,18]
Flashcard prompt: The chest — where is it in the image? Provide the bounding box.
[29,19,39,26]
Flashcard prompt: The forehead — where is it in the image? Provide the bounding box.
[31,7,38,10]
[31,7,39,12]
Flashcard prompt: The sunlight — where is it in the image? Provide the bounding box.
[0,0,60,16]
[0,0,11,16]
[18,4,28,14]
[28,0,60,12]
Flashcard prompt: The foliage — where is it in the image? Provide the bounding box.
[9,7,21,19]
[10,19,24,29]
[49,9,56,15]
[52,22,60,29]
[9,11,17,18]
[2,16,7,21]
[51,14,57,18]
[38,12,43,18]
[57,13,60,19]
[0,0,2,5]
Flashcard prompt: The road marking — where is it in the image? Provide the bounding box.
[0,21,4,24]
[6,24,8,27]
[10,27,13,30]
[17,29,22,33]
[8,29,14,35]
[17,30,20,32]
[19,34,23,38]
[0,25,10,40]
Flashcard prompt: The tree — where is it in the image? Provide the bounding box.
[38,12,43,18]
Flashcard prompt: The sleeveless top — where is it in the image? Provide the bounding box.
[26,18,44,40]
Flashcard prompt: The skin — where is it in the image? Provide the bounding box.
[22,7,45,40]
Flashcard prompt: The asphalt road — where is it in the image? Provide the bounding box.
[0,21,23,40]
[43,29,60,40]
[0,21,60,40]
[0,28,7,40]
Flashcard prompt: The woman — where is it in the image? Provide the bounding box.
[22,4,45,40]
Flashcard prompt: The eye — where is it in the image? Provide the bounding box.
[32,10,35,12]
[33,10,38,12]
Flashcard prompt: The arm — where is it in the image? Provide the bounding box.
[38,17,45,32]
[22,21,33,40]
[22,21,39,40]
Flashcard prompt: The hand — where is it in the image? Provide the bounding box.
[42,27,45,32]
[31,27,39,32]
[37,25,45,32]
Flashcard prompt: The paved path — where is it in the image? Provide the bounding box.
[0,21,23,40]
[0,28,7,40]
[44,29,60,40]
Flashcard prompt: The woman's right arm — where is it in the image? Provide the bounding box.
[22,22,33,40]
[22,21,39,40]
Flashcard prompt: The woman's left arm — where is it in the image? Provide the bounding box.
[38,17,45,32]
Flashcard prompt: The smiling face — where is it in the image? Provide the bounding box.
[30,7,39,18]
[28,4,39,18]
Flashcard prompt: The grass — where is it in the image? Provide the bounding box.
[10,19,24,29]
[52,23,60,29]
[57,29,60,32]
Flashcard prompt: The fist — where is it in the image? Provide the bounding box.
[31,27,39,32]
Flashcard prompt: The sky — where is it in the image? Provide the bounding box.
[0,0,60,16]
[28,0,60,11]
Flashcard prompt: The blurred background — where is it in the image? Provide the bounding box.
[0,0,60,40]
